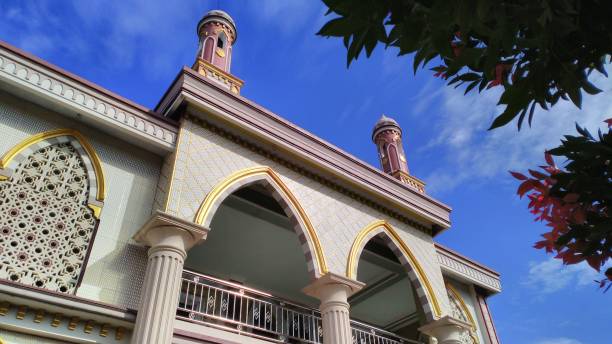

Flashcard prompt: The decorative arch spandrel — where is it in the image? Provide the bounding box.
[346,219,443,321]
[193,165,328,279]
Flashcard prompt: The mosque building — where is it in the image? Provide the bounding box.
[0,10,501,344]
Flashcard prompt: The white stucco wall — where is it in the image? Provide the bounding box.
[0,92,161,309]
[157,116,450,316]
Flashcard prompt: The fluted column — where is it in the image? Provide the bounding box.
[303,273,364,344]
[131,211,208,344]
[419,316,472,344]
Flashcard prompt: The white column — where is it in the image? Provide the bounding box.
[419,316,472,344]
[131,211,208,344]
[303,273,364,344]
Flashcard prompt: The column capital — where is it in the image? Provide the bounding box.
[419,316,471,344]
[133,211,208,256]
[302,272,364,300]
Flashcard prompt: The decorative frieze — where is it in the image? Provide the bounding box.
[0,43,177,150]
[0,300,128,342]
[436,246,501,293]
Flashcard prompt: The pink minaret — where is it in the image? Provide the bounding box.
[372,115,412,183]
[193,10,243,94]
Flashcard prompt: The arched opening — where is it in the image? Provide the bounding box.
[179,167,327,342]
[347,221,441,343]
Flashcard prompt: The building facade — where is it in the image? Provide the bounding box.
[0,10,501,344]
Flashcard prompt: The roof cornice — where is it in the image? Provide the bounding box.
[0,40,178,153]
[435,243,501,294]
[157,67,452,230]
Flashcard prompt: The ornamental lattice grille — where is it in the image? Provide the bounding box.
[447,289,476,344]
[0,142,96,293]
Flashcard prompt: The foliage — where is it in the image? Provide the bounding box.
[317,0,612,130]
[511,121,612,291]
[318,0,612,288]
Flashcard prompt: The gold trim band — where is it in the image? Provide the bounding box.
[446,282,480,343]
[346,220,442,318]
[194,166,328,275]
[0,129,106,202]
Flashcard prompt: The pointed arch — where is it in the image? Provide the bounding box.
[347,220,442,321]
[446,283,479,343]
[0,129,105,217]
[194,166,328,278]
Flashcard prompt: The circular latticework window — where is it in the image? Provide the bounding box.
[0,142,96,294]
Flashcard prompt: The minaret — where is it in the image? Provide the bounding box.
[193,10,244,94]
[372,115,424,192]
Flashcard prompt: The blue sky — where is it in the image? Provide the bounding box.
[1,1,610,343]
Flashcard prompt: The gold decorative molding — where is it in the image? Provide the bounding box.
[0,302,9,315]
[193,58,243,94]
[33,309,45,323]
[194,165,328,275]
[0,301,128,341]
[392,170,425,193]
[16,305,27,320]
[100,324,110,337]
[51,313,62,327]
[0,129,106,203]
[446,282,480,343]
[346,220,442,318]
[88,204,102,219]
[115,327,125,340]
[68,316,79,331]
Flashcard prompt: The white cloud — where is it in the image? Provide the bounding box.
[523,258,601,294]
[248,0,320,35]
[420,72,612,194]
[0,1,207,78]
[533,337,584,344]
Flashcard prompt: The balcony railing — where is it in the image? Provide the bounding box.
[177,270,421,344]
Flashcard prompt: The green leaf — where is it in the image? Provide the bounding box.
[582,80,602,95]
[567,87,582,109]
[489,107,520,130]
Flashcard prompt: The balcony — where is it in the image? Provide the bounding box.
[177,270,421,344]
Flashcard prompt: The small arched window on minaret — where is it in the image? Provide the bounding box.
[217,32,226,49]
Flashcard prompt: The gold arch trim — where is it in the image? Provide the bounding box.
[446,282,479,343]
[194,166,328,275]
[0,129,106,202]
[346,220,442,317]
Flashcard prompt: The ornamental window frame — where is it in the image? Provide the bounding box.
[0,129,105,293]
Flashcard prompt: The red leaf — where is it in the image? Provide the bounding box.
[604,118,612,128]
[572,208,587,224]
[509,171,528,180]
[544,152,555,167]
[563,193,580,203]
[528,169,548,180]
[586,256,602,272]
[517,180,536,197]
